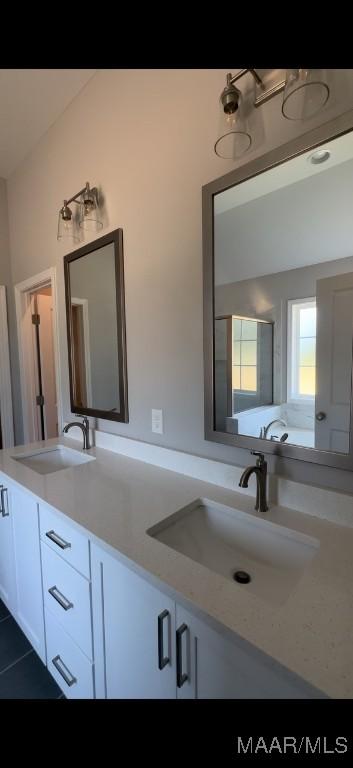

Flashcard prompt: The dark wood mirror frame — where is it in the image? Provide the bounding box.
[64,228,129,423]
[203,110,353,472]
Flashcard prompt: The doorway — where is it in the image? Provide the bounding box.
[70,297,92,409]
[30,286,58,439]
[15,268,62,444]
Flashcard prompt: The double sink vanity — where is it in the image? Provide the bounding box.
[3,111,353,699]
[12,443,319,608]
[1,433,353,699]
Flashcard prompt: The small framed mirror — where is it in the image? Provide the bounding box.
[64,228,128,422]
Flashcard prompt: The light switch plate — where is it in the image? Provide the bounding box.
[152,409,163,434]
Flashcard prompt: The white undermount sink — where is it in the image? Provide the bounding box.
[12,445,96,475]
[147,499,319,606]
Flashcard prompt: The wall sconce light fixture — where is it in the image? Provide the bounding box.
[281,69,330,121]
[215,69,330,160]
[57,182,103,242]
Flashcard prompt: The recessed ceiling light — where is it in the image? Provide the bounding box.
[308,149,331,165]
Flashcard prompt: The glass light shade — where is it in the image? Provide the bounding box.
[214,97,252,160]
[57,208,79,242]
[282,69,330,121]
[78,188,103,231]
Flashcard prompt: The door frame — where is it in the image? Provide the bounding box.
[15,268,62,444]
[0,286,15,447]
[71,296,93,408]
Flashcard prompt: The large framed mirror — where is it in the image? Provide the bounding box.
[64,228,128,422]
[203,112,353,470]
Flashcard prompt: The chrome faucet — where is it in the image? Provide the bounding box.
[271,432,289,443]
[63,416,91,450]
[259,419,287,439]
[239,451,268,512]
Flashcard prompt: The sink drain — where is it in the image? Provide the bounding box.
[233,570,251,584]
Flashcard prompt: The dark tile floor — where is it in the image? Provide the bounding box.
[0,599,63,699]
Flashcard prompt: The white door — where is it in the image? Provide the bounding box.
[29,294,42,440]
[31,289,58,440]
[91,544,176,699]
[37,293,58,438]
[0,475,16,614]
[10,484,46,662]
[315,272,353,452]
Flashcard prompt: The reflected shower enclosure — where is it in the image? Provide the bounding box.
[214,315,273,433]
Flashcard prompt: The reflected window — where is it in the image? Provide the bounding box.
[288,298,316,400]
[232,318,257,393]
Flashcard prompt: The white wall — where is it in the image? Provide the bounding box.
[6,69,353,490]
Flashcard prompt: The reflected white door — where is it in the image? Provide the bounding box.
[315,272,353,452]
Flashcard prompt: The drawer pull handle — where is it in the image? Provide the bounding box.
[46,530,71,550]
[176,623,188,688]
[48,586,73,611]
[52,655,77,687]
[158,610,170,670]
[0,487,9,517]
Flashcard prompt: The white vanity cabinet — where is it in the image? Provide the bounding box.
[91,543,176,698]
[0,468,326,699]
[174,605,323,699]
[38,503,95,699]
[0,474,45,662]
[92,542,325,700]
[10,484,46,662]
[0,473,16,615]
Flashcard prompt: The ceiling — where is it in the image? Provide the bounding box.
[0,69,96,177]
[214,132,353,286]
[214,132,353,216]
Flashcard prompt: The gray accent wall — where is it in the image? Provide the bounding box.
[0,179,22,443]
[5,69,353,493]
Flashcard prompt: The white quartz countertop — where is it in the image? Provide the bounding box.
[1,437,353,699]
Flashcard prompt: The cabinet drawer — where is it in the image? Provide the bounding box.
[45,609,94,699]
[39,504,89,578]
[41,543,92,659]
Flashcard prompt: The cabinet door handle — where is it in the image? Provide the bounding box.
[45,529,71,550]
[52,655,77,687]
[48,585,73,611]
[0,488,9,517]
[176,623,188,688]
[158,610,170,670]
